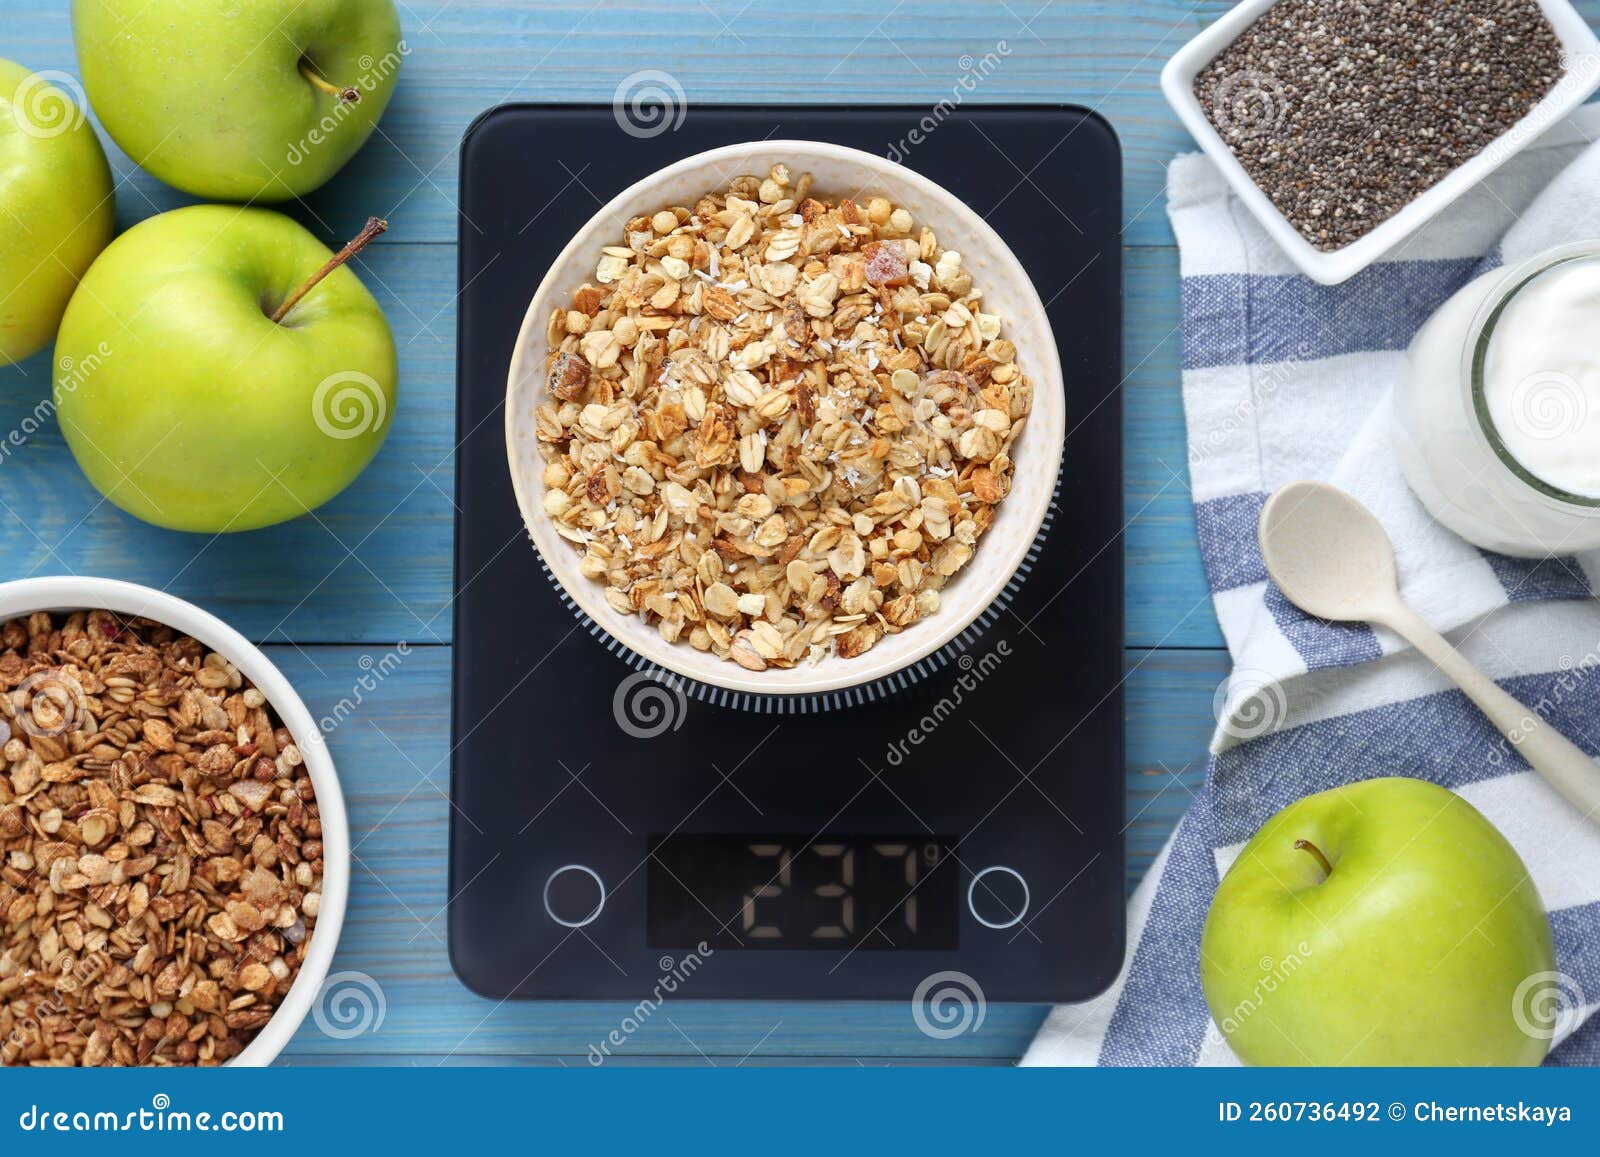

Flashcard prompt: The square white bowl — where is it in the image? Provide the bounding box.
[1161,0,1600,285]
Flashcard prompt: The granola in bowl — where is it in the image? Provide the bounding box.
[0,609,325,1066]
[532,164,1033,672]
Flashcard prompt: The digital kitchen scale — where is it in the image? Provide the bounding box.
[450,105,1124,1002]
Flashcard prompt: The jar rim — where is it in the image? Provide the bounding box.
[1465,240,1600,511]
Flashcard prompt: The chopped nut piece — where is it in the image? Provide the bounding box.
[547,351,592,401]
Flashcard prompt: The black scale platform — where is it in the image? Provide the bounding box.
[451,106,1124,1002]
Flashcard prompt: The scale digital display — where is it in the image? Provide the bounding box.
[647,834,959,949]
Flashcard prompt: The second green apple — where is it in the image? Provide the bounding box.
[1201,777,1554,1066]
[73,0,403,201]
[54,205,397,532]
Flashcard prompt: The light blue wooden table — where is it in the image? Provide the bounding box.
[11,0,1588,1066]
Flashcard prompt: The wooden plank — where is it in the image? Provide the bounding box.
[0,242,1221,648]
[270,642,1218,1060]
[1121,647,1220,870]
[1124,245,1219,648]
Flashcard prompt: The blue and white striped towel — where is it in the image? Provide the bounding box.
[1024,106,1600,1067]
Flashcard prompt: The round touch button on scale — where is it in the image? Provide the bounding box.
[967,866,1030,930]
[542,864,606,928]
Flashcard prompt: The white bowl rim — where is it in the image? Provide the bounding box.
[1160,0,1600,285]
[505,138,1066,696]
[0,576,347,1067]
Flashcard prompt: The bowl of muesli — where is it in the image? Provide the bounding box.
[0,576,347,1067]
[506,141,1065,695]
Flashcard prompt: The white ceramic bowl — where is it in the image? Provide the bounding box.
[506,140,1066,696]
[1161,0,1600,285]
[0,576,347,1067]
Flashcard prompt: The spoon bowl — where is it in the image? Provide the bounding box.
[1258,481,1399,622]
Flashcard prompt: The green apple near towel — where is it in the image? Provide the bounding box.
[1200,777,1556,1066]
[72,0,402,201]
[0,58,114,365]
[53,205,397,532]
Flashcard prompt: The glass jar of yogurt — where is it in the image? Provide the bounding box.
[1393,241,1600,557]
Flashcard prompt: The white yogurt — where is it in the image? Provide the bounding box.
[1483,257,1600,498]
[1393,243,1600,557]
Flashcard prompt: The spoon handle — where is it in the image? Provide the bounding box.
[1382,603,1600,819]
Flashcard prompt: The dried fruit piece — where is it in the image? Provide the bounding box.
[863,240,910,287]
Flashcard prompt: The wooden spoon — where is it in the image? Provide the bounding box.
[1258,480,1600,820]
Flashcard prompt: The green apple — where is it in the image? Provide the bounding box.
[1201,776,1554,1066]
[72,0,403,201]
[0,58,114,365]
[53,204,396,532]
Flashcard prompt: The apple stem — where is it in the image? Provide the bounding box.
[270,217,389,325]
[298,57,361,104]
[1293,839,1333,880]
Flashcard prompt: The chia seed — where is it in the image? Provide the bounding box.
[1193,0,1565,251]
